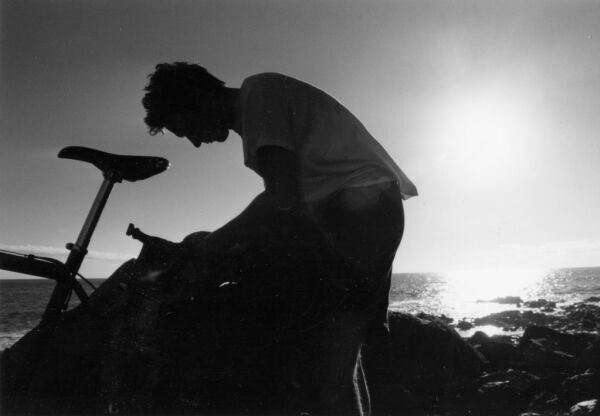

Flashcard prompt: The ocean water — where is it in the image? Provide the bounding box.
[389,266,600,319]
[1,267,599,350]
[0,279,101,351]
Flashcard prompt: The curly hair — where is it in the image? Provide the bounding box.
[142,62,225,135]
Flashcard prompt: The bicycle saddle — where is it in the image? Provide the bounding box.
[58,146,170,182]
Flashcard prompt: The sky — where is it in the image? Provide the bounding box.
[1,0,599,279]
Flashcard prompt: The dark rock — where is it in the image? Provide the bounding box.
[562,372,599,404]
[473,303,600,335]
[528,391,562,414]
[524,299,557,309]
[477,296,523,306]
[474,310,557,331]
[473,369,542,413]
[570,399,599,416]
[582,340,600,376]
[368,383,420,411]
[365,311,487,411]
[478,368,542,388]
[437,313,454,324]
[457,319,475,330]
[562,303,600,332]
[584,297,600,303]
[520,325,600,372]
[468,331,519,370]
[518,340,577,374]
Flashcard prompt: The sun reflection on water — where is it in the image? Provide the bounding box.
[440,268,549,319]
[389,267,600,337]
[389,268,551,321]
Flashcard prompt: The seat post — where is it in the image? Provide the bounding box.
[69,174,118,267]
[42,173,119,324]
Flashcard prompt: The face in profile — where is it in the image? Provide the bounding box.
[165,95,230,147]
[165,113,229,147]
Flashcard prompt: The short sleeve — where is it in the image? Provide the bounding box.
[240,77,295,170]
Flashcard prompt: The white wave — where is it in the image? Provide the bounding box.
[0,244,134,262]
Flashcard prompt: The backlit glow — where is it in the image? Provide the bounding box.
[434,81,538,188]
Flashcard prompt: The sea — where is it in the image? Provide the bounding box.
[1,267,599,351]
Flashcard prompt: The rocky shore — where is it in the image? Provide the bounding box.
[1,229,598,415]
[3,291,597,415]
[442,299,600,416]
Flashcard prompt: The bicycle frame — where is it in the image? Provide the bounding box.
[44,174,118,323]
[0,174,117,325]
[0,146,169,416]
[0,146,169,326]
[0,252,66,280]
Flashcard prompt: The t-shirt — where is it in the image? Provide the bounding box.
[236,73,418,203]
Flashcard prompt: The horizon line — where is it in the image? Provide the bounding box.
[2,264,600,280]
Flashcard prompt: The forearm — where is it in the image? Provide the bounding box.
[205,145,300,253]
[204,191,297,252]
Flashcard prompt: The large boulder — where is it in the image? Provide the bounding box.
[518,326,600,375]
[473,369,542,414]
[468,331,519,370]
[520,325,600,358]
[364,312,487,412]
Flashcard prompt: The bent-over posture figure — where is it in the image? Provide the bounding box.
[142,62,418,415]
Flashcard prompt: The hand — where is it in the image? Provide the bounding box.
[198,233,248,260]
[201,232,221,254]
[201,231,244,255]
[223,241,248,256]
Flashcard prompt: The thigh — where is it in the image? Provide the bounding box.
[321,183,405,272]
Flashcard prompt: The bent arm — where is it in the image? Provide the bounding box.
[202,145,299,252]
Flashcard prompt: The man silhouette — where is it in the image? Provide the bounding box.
[142,62,417,415]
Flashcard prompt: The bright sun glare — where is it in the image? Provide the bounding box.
[435,82,536,188]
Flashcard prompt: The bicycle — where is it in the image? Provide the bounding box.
[0,146,169,326]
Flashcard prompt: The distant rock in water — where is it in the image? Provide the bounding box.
[472,301,600,334]
[524,299,557,310]
[457,319,475,330]
[477,296,523,306]
[473,310,555,331]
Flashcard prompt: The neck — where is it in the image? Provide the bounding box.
[222,87,241,134]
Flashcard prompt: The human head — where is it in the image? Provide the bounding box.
[142,62,231,145]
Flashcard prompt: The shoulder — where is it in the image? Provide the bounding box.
[241,73,307,92]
